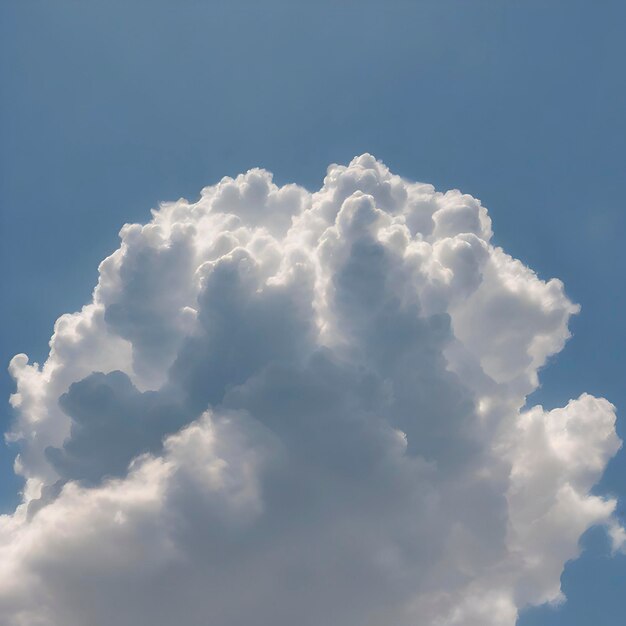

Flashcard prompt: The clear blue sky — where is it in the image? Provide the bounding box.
[1,2,624,623]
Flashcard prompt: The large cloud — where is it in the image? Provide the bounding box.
[3,154,623,625]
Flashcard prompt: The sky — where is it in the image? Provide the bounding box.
[1,1,625,625]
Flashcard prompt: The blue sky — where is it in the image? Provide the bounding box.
[1,1,625,624]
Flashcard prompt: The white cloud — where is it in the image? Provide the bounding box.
[3,154,622,625]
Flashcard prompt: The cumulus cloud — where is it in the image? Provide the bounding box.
[3,154,622,625]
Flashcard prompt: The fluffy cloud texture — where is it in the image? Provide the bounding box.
[3,155,623,625]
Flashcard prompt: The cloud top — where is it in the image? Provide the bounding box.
[3,154,622,626]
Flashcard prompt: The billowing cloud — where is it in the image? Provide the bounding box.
[3,154,623,625]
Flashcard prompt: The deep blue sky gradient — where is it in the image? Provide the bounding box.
[1,2,625,623]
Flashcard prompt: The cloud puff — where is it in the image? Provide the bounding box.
[3,154,622,626]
